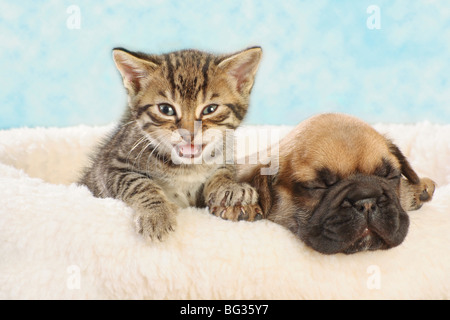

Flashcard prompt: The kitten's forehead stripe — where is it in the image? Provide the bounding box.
[201,55,212,100]
[164,53,176,99]
[174,53,181,69]
[161,50,213,104]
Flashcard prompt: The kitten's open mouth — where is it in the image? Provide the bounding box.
[175,144,205,158]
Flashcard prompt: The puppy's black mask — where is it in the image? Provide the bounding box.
[296,174,409,254]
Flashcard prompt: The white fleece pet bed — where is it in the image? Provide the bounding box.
[0,122,449,299]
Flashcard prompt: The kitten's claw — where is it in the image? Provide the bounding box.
[209,204,263,222]
[207,183,258,207]
[207,182,262,221]
[238,207,249,221]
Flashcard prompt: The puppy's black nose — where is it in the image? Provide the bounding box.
[353,198,378,216]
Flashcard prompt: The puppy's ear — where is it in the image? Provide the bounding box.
[388,140,420,185]
[238,164,274,216]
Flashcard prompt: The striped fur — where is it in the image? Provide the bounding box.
[79,47,262,240]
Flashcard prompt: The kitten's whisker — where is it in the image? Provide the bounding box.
[128,133,161,167]
[121,120,137,128]
[135,140,154,169]
[126,135,148,165]
[129,135,147,153]
[148,139,165,159]
[135,132,167,170]
[145,132,173,171]
[146,140,165,172]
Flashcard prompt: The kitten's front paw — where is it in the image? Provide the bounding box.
[207,183,263,221]
[134,202,178,241]
[210,204,263,222]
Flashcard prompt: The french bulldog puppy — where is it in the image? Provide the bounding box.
[238,113,435,254]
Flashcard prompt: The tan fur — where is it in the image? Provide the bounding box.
[277,114,400,181]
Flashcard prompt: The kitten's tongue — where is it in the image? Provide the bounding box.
[177,144,202,158]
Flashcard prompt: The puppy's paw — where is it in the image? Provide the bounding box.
[401,177,436,211]
[207,183,263,221]
[134,201,178,241]
[414,177,436,206]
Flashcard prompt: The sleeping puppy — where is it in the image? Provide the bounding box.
[238,113,435,254]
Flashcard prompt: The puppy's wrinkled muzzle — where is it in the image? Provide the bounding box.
[300,176,409,255]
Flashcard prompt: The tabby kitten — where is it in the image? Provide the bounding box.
[79,47,263,241]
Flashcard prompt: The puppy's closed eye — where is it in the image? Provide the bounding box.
[373,158,401,180]
[294,181,327,191]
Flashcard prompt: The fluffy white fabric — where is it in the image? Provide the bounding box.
[0,122,449,299]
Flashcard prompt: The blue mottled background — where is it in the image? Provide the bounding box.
[1,0,449,129]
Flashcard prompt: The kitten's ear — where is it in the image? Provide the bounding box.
[112,48,158,94]
[218,46,262,95]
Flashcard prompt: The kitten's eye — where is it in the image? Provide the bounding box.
[202,104,218,115]
[158,104,176,116]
